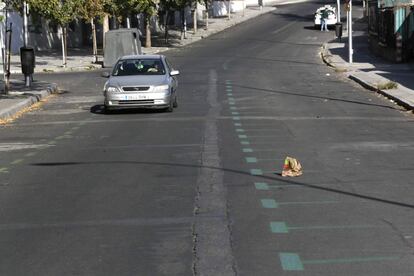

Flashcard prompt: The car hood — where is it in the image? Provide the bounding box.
[107,75,168,87]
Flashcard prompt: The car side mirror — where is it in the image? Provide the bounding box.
[170,70,180,76]
[101,71,110,78]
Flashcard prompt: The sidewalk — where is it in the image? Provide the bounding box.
[0,5,277,122]
[9,6,277,74]
[321,17,414,110]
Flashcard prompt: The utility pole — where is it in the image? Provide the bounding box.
[336,0,341,23]
[228,0,231,20]
[23,2,28,47]
[348,0,353,63]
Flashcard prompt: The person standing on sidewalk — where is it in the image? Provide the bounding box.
[320,8,329,32]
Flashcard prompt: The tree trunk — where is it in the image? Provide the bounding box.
[145,16,151,48]
[91,18,98,63]
[205,1,209,30]
[103,15,109,55]
[193,4,197,34]
[126,16,131,28]
[60,25,67,67]
[164,11,169,44]
[180,9,187,40]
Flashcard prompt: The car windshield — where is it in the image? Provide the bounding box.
[112,59,166,76]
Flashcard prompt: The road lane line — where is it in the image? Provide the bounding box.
[302,256,400,265]
[272,21,297,34]
[0,168,9,174]
[11,159,24,165]
[271,222,381,233]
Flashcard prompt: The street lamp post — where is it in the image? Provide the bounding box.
[348,0,353,63]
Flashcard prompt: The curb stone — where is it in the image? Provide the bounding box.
[0,82,59,121]
[320,43,414,110]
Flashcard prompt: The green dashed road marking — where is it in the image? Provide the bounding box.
[303,256,400,265]
[236,128,244,132]
[232,112,239,115]
[232,117,240,120]
[250,169,263,175]
[261,199,278,208]
[279,253,304,271]
[229,102,235,105]
[255,182,269,190]
[276,223,381,233]
[260,198,279,209]
[230,107,237,110]
[245,157,257,163]
[25,152,37,157]
[238,134,247,139]
[254,182,300,190]
[11,159,24,165]
[261,199,338,208]
[279,200,339,206]
[242,148,253,153]
[240,141,250,145]
[257,158,278,162]
[228,97,235,101]
[279,253,399,271]
[234,123,242,126]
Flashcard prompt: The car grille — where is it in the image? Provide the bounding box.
[118,100,155,105]
[122,86,150,92]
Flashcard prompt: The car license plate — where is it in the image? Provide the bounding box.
[125,95,148,100]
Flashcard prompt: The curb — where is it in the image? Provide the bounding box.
[321,43,413,111]
[10,64,102,74]
[349,74,414,110]
[0,83,59,121]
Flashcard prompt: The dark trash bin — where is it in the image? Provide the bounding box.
[335,23,343,40]
[20,47,35,75]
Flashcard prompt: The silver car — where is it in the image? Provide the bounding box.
[103,54,179,112]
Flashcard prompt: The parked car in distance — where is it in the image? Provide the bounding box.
[314,5,337,29]
[102,54,179,112]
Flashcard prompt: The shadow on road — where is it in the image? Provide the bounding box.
[30,160,414,210]
[90,104,168,115]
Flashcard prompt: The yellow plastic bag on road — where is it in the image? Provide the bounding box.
[281,157,303,177]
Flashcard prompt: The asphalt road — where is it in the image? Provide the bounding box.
[1,1,414,275]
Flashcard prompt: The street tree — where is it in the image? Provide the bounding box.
[25,0,83,67]
[78,0,105,63]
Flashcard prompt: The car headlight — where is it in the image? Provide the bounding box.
[153,84,169,92]
[107,86,119,93]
